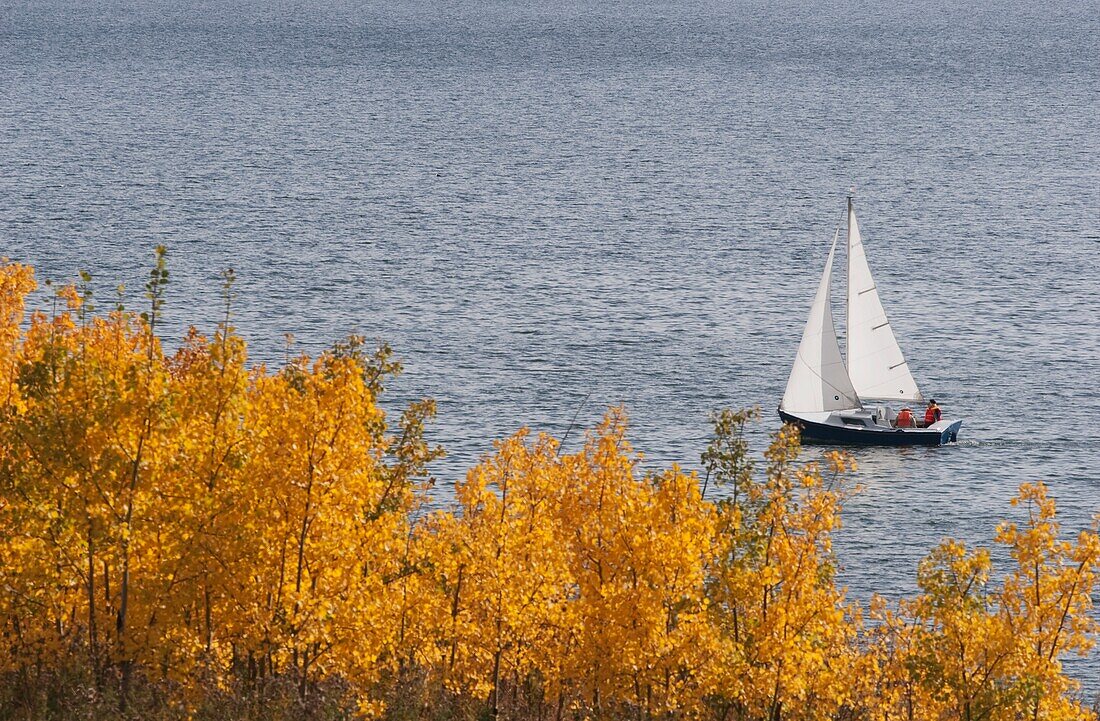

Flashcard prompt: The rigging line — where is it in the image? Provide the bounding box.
[558,390,592,455]
[792,347,858,401]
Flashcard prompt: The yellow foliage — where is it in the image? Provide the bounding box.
[865,484,1098,721]
[0,259,440,709]
[0,258,1096,721]
[705,424,865,721]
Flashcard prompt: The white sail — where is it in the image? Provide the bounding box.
[781,230,861,413]
[845,200,923,401]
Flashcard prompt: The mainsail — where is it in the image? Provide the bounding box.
[781,230,861,413]
[845,199,923,401]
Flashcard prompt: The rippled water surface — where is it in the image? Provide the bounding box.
[3,0,1099,694]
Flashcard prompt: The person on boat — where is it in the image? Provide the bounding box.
[924,399,942,427]
[895,407,915,428]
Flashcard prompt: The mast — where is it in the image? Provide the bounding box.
[846,193,854,367]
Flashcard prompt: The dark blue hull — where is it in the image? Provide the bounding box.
[778,410,961,447]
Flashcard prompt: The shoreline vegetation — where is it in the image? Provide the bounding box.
[0,253,1097,721]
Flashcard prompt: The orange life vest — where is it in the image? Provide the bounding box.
[925,405,941,426]
[896,409,913,427]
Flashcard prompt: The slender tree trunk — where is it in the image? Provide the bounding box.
[447,565,465,675]
[293,466,314,689]
[489,649,502,719]
[769,668,782,721]
[86,524,100,691]
[204,583,212,657]
[298,647,309,699]
[118,417,150,710]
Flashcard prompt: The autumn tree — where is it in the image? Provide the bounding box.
[418,428,573,716]
[414,409,718,719]
[865,483,1098,721]
[0,256,441,715]
[703,415,865,721]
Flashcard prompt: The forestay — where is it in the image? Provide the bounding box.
[781,230,862,413]
[845,201,923,401]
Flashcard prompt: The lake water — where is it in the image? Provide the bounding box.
[3,0,1099,696]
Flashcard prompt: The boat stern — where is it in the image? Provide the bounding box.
[929,418,963,444]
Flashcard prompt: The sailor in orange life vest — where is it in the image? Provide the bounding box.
[924,399,942,427]
[895,407,915,428]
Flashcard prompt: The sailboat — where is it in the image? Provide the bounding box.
[777,197,962,446]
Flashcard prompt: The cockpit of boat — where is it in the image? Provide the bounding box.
[837,405,931,429]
